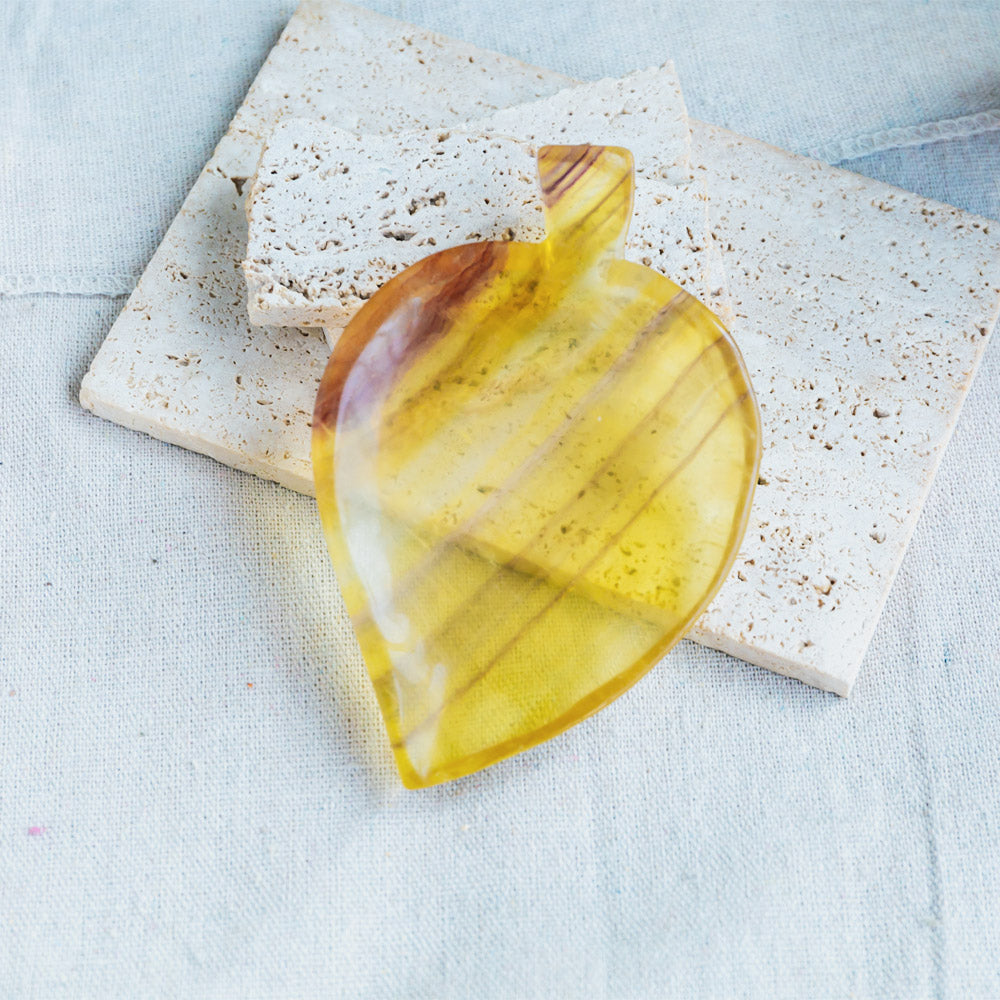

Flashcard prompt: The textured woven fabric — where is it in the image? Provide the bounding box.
[2,2,999,997]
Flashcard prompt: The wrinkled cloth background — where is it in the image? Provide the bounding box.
[2,2,1000,997]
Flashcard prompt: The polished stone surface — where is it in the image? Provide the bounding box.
[312,145,761,786]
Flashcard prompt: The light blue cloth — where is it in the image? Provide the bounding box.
[1,2,999,997]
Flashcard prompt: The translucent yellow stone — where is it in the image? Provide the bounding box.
[313,145,761,788]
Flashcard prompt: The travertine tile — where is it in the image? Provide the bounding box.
[81,0,1000,694]
[687,122,999,692]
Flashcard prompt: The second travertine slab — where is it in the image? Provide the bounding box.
[80,0,1000,695]
[244,117,714,331]
[243,65,717,333]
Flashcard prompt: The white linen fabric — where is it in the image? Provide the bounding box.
[1,2,999,997]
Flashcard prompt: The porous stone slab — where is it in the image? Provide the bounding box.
[244,115,715,331]
[80,0,1000,695]
[686,121,999,691]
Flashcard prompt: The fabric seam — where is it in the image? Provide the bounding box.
[815,108,1000,164]
[0,273,140,297]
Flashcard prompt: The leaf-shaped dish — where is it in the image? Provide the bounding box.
[313,145,761,787]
